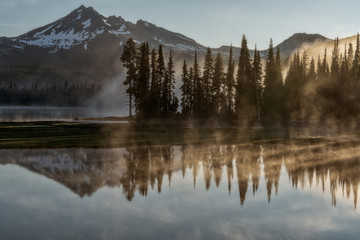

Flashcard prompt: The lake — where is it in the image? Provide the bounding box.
[0,142,359,240]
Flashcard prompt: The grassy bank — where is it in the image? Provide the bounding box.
[0,121,355,149]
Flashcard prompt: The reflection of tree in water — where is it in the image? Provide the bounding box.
[181,145,198,188]
[202,146,212,191]
[119,143,360,207]
[263,145,283,203]
[236,145,254,205]
[1,142,360,208]
[225,145,235,195]
[120,146,175,200]
[283,143,360,208]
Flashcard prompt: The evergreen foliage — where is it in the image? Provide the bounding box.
[120,38,137,117]
[262,39,284,125]
[213,52,225,115]
[202,47,214,115]
[225,45,235,116]
[119,37,360,125]
[235,35,253,120]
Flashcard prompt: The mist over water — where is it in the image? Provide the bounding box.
[83,74,130,116]
[0,106,128,122]
[0,75,133,121]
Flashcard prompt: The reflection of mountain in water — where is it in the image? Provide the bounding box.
[0,142,359,208]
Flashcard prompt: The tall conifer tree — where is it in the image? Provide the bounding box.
[235,35,252,119]
[253,46,263,120]
[203,47,214,114]
[262,39,284,124]
[193,51,204,116]
[353,33,360,80]
[181,60,191,115]
[157,45,166,114]
[225,45,235,116]
[149,48,159,115]
[136,42,150,117]
[120,38,137,117]
[331,38,340,81]
[213,52,225,115]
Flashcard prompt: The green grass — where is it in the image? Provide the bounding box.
[0,121,350,149]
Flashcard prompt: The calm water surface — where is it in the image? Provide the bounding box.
[0,142,359,240]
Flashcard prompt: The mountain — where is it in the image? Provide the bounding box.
[0,5,329,62]
[277,33,329,56]
[1,5,205,56]
[0,5,212,89]
[0,5,330,101]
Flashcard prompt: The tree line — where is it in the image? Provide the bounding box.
[121,41,178,118]
[0,81,98,106]
[122,34,360,125]
[284,35,360,123]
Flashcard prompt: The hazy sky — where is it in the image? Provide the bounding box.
[0,0,359,49]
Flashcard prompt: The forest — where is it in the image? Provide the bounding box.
[0,65,99,106]
[121,34,360,126]
[0,82,98,106]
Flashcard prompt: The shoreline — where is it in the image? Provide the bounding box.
[0,121,359,149]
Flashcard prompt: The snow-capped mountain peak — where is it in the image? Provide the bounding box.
[10,5,131,52]
[7,5,204,53]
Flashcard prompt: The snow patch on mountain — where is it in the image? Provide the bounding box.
[154,35,196,51]
[118,24,126,32]
[73,15,81,21]
[73,8,84,21]
[18,27,104,51]
[82,19,91,28]
[109,24,130,35]
[33,24,55,37]
[102,19,111,27]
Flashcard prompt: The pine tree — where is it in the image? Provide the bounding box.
[308,57,316,80]
[225,45,235,116]
[188,66,195,114]
[340,44,350,84]
[157,45,166,114]
[120,38,137,117]
[316,55,322,80]
[235,35,253,119]
[253,46,263,120]
[285,51,306,120]
[136,42,150,117]
[180,60,191,115]
[167,52,178,114]
[352,33,360,80]
[161,52,176,115]
[193,51,204,116]
[213,52,225,115]
[347,42,354,71]
[331,38,340,81]
[275,46,283,85]
[203,47,214,114]
[149,48,159,116]
[318,48,329,81]
[262,39,284,124]
[301,50,309,77]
